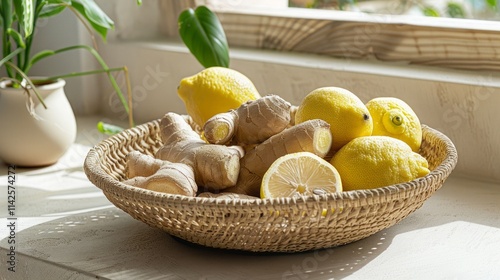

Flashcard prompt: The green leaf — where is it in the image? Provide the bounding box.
[46,0,71,4]
[12,0,34,37]
[39,4,67,18]
[0,48,23,68]
[7,28,26,48]
[422,6,440,17]
[40,1,72,18]
[70,0,114,40]
[178,6,229,68]
[97,121,124,135]
[28,49,56,69]
[446,3,466,18]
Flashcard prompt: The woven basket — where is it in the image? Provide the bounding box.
[84,119,457,253]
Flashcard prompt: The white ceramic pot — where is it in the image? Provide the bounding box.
[0,79,77,167]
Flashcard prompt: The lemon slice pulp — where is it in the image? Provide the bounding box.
[260,152,342,199]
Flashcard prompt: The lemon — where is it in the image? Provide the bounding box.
[177,67,261,126]
[295,87,373,152]
[331,136,430,191]
[366,97,422,152]
[261,152,342,199]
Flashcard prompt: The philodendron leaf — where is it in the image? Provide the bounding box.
[178,6,229,68]
[70,0,114,41]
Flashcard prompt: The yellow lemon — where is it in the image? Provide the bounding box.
[295,87,373,152]
[366,97,422,152]
[178,67,261,126]
[261,152,342,199]
[331,136,430,191]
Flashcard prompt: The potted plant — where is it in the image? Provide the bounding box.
[0,0,137,166]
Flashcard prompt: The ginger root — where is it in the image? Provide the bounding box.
[224,119,332,197]
[203,95,292,145]
[155,112,244,190]
[122,98,330,197]
[123,151,197,196]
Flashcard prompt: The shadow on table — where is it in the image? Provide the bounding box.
[0,208,390,280]
[0,203,463,280]
[2,177,498,279]
[170,232,391,280]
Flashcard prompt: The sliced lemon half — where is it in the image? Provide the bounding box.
[260,152,342,199]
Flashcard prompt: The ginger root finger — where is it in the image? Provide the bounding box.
[155,112,244,190]
[203,112,235,144]
[123,152,197,196]
[225,119,332,197]
[289,105,298,127]
[203,95,292,145]
[126,151,164,178]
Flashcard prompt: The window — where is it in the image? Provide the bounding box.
[290,0,500,21]
[161,0,500,71]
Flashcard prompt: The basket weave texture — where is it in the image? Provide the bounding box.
[84,119,458,253]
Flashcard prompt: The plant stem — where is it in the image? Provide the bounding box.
[46,67,135,128]
[35,46,135,127]
[67,5,98,51]
[16,23,24,75]
[42,67,126,80]
[27,44,131,116]
[123,66,134,128]
[5,61,47,109]
[2,0,14,78]
[37,63,135,128]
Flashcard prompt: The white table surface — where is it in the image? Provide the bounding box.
[1,116,499,280]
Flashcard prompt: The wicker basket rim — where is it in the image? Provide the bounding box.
[84,120,458,208]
